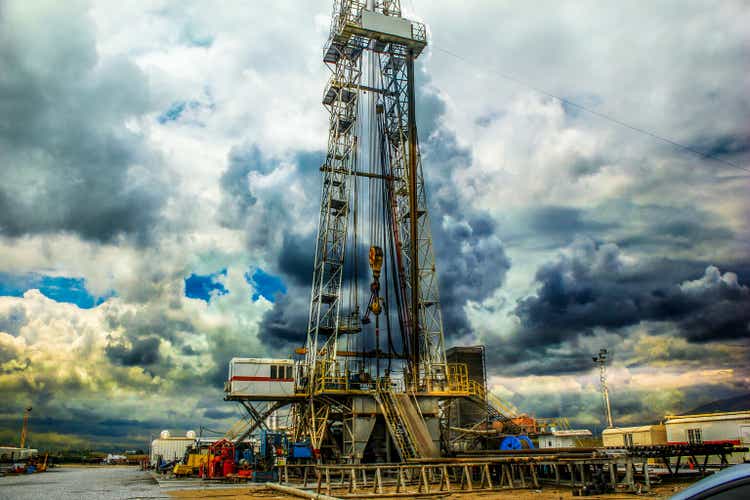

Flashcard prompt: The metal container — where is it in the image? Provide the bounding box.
[602,424,667,447]
[227,357,295,398]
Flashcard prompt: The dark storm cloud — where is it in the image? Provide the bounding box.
[0,3,164,244]
[0,410,207,447]
[687,133,750,159]
[206,326,254,386]
[598,200,739,253]
[217,145,264,229]
[505,239,750,364]
[218,145,323,254]
[513,205,616,249]
[256,234,373,352]
[434,211,510,338]
[105,307,194,345]
[420,91,511,339]
[103,307,195,373]
[105,336,162,367]
[217,145,323,353]
[527,206,608,236]
[258,292,309,350]
[203,408,236,420]
[277,233,315,286]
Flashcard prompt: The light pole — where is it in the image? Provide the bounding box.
[593,349,614,428]
[19,406,32,448]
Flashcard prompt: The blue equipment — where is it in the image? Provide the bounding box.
[500,435,534,450]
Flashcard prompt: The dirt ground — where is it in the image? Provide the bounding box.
[167,480,695,499]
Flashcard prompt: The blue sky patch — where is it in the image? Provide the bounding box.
[188,34,214,47]
[247,268,286,303]
[0,272,112,308]
[157,100,202,124]
[184,269,228,302]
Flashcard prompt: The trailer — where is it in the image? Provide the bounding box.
[665,411,750,463]
[603,424,667,447]
[226,358,296,398]
[538,429,592,448]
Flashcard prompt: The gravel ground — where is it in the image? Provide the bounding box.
[0,466,167,500]
[0,466,695,499]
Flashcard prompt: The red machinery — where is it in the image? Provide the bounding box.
[201,439,235,479]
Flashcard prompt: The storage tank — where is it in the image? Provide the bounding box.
[150,431,195,466]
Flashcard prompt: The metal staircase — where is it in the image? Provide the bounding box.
[464,380,524,433]
[375,382,420,460]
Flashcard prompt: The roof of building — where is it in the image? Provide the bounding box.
[230,357,294,364]
[602,424,664,434]
[445,346,484,355]
[552,429,592,437]
[665,410,750,423]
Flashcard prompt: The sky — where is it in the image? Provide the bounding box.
[0,0,748,450]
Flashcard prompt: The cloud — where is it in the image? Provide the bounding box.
[0,1,166,244]
[513,239,750,349]
[492,361,750,430]
[105,336,163,367]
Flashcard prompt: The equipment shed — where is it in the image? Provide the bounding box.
[603,424,667,447]
[538,429,592,448]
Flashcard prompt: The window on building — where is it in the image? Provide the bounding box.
[269,365,293,380]
[624,433,634,447]
[687,428,702,444]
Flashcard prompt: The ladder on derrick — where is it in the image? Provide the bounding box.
[375,383,420,460]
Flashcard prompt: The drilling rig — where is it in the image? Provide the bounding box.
[225,0,494,464]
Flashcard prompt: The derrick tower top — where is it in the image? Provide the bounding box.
[303,0,448,393]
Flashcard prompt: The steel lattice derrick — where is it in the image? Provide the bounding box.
[306,0,368,380]
[297,0,448,460]
[376,46,447,390]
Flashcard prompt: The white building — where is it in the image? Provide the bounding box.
[226,358,295,398]
[665,411,750,463]
[149,430,196,467]
[602,424,667,447]
[538,429,592,448]
[0,447,37,461]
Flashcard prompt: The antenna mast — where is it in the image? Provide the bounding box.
[593,349,614,428]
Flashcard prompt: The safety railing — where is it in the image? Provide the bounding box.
[445,363,470,393]
[375,379,420,459]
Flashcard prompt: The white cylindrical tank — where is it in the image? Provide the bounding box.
[150,436,195,466]
[186,430,196,439]
[160,430,171,439]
